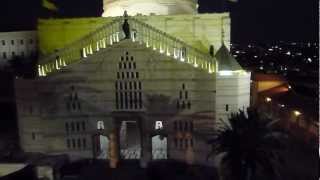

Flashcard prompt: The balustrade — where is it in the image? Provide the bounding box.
[37,16,217,77]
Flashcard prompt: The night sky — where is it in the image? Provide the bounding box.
[0,0,318,43]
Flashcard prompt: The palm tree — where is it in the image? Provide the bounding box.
[207,108,287,180]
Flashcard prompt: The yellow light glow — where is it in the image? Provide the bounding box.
[293,110,301,116]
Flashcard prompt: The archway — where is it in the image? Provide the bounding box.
[119,121,141,159]
[151,134,168,160]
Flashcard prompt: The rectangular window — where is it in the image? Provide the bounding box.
[67,139,70,148]
[72,139,76,148]
[12,51,15,57]
[29,39,33,44]
[65,123,69,133]
[20,39,24,45]
[32,132,36,140]
[82,121,86,131]
[3,52,7,59]
[11,40,14,45]
[226,104,229,112]
[2,40,5,45]
[77,139,81,148]
[82,138,87,149]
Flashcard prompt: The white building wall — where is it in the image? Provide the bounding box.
[102,0,198,17]
[0,31,37,65]
[215,72,251,123]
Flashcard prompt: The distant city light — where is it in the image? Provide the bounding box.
[268,48,274,51]
[254,55,258,58]
[265,97,272,102]
[286,51,291,56]
[280,104,285,108]
[288,85,292,89]
[307,58,312,62]
[259,66,264,70]
[235,51,240,54]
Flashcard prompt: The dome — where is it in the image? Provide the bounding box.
[102,0,198,17]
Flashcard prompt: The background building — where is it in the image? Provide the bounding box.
[0,31,37,66]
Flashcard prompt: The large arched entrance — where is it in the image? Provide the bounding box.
[119,120,142,159]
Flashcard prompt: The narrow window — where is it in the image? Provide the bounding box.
[71,122,75,132]
[65,123,69,133]
[124,62,127,69]
[190,122,193,132]
[119,62,122,69]
[128,62,131,69]
[134,81,137,89]
[77,139,81,148]
[190,138,193,147]
[174,138,178,148]
[179,139,183,149]
[20,39,23,45]
[121,56,124,61]
[185,91,188,99]
[127,72,130,78]
[32,132,36,140]
[131,72,135,78]
[126,56,129,61]
[184,121,188,132]
[81,121,86,131]
[12,51,15,56]
[187,101,191,109]
[76,122,80,132]
[182,101,186,109]
[2,40,5,45]
[11,40,14,45]
[138,81,141,89]
[122,72,125,79]
[182,84,185,90]
[83,138,87,149]
[115,92,119,109]
[3,52,6,59]
[133,62,136,69]
[131,56,134,61]
[226,104,229,112]
[179,91,182,99]
[72,139,76,148]
[136,72,139,79]
[124,92,128,109]
[120,92,124,109]
[67,139,70,148]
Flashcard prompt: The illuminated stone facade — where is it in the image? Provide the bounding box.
[15,2,250,166]
[102,0,198,17]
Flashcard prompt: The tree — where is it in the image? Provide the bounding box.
[207,108,287,180]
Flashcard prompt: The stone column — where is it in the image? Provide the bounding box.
[139,117,151,168]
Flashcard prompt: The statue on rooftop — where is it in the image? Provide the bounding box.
[122,11,131,39]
